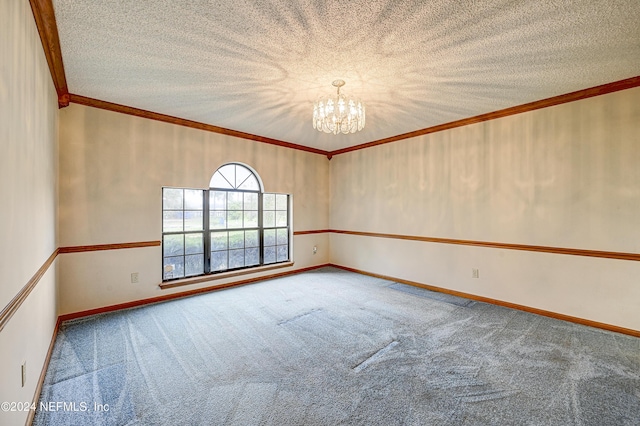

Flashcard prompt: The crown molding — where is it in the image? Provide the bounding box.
[29,0,69,108]
[68,94,331,157]
[29,1,639,157]
[68,76,640,159]
[329,76,640,157]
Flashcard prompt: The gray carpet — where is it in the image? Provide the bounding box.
[34,267,640,425]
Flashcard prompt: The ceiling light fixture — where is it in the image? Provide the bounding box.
[313,80,365,135]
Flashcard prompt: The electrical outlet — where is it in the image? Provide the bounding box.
[472,268,479,279]
[21,361,26,387]
[313,246,317,254]
[131,272,139,283]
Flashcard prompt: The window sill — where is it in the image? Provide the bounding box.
[158,262,295,290]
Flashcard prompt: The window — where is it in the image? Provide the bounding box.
[262,193,290,264]
[209,164,261,272]
[162,188,205,279]
[162,163,290,281]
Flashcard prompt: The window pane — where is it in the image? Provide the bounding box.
[185,254,204,276]
[245,230,259,247]
[276,194,288,210]
[163,234,184,257]
[235,165,251,188]
[163,211,183,232]
[245,248,259,266]
[164,256,184,280]
[211,231,228,251]
[211,191,227,210]
[228,192,243,210]
[210,211,226,229]
[264,246,276,264]
[276,211,288,227]
[166,169,291,279]
[228,211,243,228]
[244,211,258,228]
[244,193,258,210]
[264,229,276,246]
[210,171,233,189]
[185,233,203,255]
[229,231,244,249]
[185,211,203,231]
[276,228,288,245]
[211,164,260,190]
[211,251,228,271]
[277,245,289,262]
[239,175,259,191]
[229,249,244,269]
[218,165,236,188]
[263,211,275,228]
[184,189,203,210]
[263,193,275,210]
[163,188,183,210]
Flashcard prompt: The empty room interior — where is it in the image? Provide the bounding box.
[2,0,639,425]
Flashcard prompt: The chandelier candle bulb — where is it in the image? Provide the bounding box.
[313,80,365,135]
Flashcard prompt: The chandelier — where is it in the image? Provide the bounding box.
[313,80,365,134]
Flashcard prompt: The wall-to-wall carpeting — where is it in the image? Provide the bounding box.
[35,268,640,425]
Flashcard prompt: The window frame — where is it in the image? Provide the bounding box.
[208,186,262,272]
[161,164,291,282]
[161,186,207,281]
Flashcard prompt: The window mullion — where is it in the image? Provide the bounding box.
[259,192,264,265]
[203,189,211,274]
[226,226,230,269]
[164,165,287,282]
[287,194,291,261]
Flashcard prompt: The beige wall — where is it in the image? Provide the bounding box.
[330,87,640,330]
[2,2,638,422]
[0,1,59,424]
[57,104,330,315]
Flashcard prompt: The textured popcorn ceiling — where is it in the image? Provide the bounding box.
[53,0,640,151]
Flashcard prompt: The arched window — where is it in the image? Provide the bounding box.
[210,163,262,191]
[161,163,290,281]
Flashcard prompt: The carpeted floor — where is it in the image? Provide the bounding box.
[35,267,640,425]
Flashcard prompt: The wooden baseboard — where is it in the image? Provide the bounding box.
[59,264,330,322]
[57,261,640,336]
[26,316,61,426]
[23,261,638,426]
[27,263,328,424]
[329,263,640,338]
